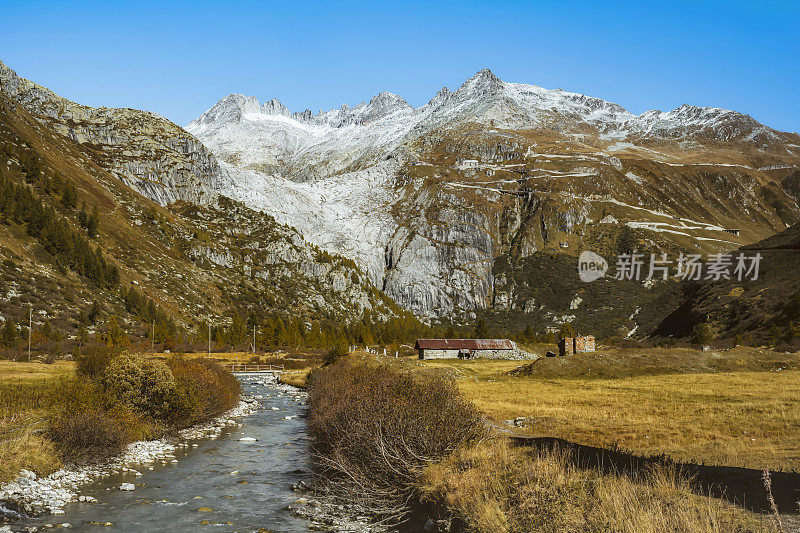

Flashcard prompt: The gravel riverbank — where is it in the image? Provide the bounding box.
[0,397,259,519]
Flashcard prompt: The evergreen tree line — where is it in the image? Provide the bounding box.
[195,308,433,351]
[0,168,116,289]
[122,285,178,343]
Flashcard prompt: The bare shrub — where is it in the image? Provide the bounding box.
[167,357,240,428]
[306,358,489,520]
[48,409,128,462]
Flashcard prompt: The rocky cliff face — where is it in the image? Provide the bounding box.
[0,60,222,206]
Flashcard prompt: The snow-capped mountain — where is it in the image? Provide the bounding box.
[188,69,793,183]
[189,68,800,319]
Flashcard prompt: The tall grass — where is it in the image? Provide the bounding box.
[0,380,65,420]
[419,438,777,533]
[0,426,61,483]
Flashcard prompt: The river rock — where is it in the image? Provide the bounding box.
[239,437,257,442]
[119,483,135,491]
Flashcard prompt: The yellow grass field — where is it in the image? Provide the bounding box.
[415,349,800,470]
[0,361,75,482]
[0,360,75,383]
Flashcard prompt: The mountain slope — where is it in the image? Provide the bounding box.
[189,69,800,326]
[653,222,800,346]
[0,60,222,206]
[0,66,406,349]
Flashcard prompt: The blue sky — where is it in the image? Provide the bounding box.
[1,0,798,131]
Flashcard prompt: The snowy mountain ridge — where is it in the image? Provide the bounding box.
[189,68,787,162]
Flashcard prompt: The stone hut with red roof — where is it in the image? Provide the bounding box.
[414,338,534,360]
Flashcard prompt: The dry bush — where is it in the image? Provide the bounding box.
[44,377,152,461]
[75,344,124,378]
[47,409,129,462]
[100,351,177,420]
[167,357,240,428]
[420,438,776,533]
[306,358,489,521]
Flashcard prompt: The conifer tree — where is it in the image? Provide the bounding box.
[474,318,489,338]
[102,315,128,346]
[88,300,101,324]
[558,323,576,339]
[78,202,88,228]
[87,206,99,238]
[1,319,17,348]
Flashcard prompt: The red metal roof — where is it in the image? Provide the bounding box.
[414,339,515,350]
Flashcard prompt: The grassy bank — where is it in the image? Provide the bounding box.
[307,356,778,531]
[278,368,313,388]
[0,362,69,483]
[416,347,800,470]
[420,438,774,533]
[0,348,240,484]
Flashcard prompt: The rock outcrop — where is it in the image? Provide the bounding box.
[0,60,222,205]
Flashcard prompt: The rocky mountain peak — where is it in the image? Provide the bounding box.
[426,86,452,108]
[625,102,782,144]
[368,91,410,109]
[261,98,290,117]
[190,94,261,127]
[361,91,412,122]
[457,68,504,97]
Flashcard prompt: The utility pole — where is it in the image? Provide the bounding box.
[252,325,257,354]
[151,320,155,354]
[28,306,32,363]
[208,321,211,357]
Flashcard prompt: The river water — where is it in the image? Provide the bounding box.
[13,374,313,532]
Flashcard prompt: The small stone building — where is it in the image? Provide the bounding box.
[558,336,596,356]
[415,339,530,360]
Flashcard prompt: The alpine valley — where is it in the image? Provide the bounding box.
[2,59,800,342]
